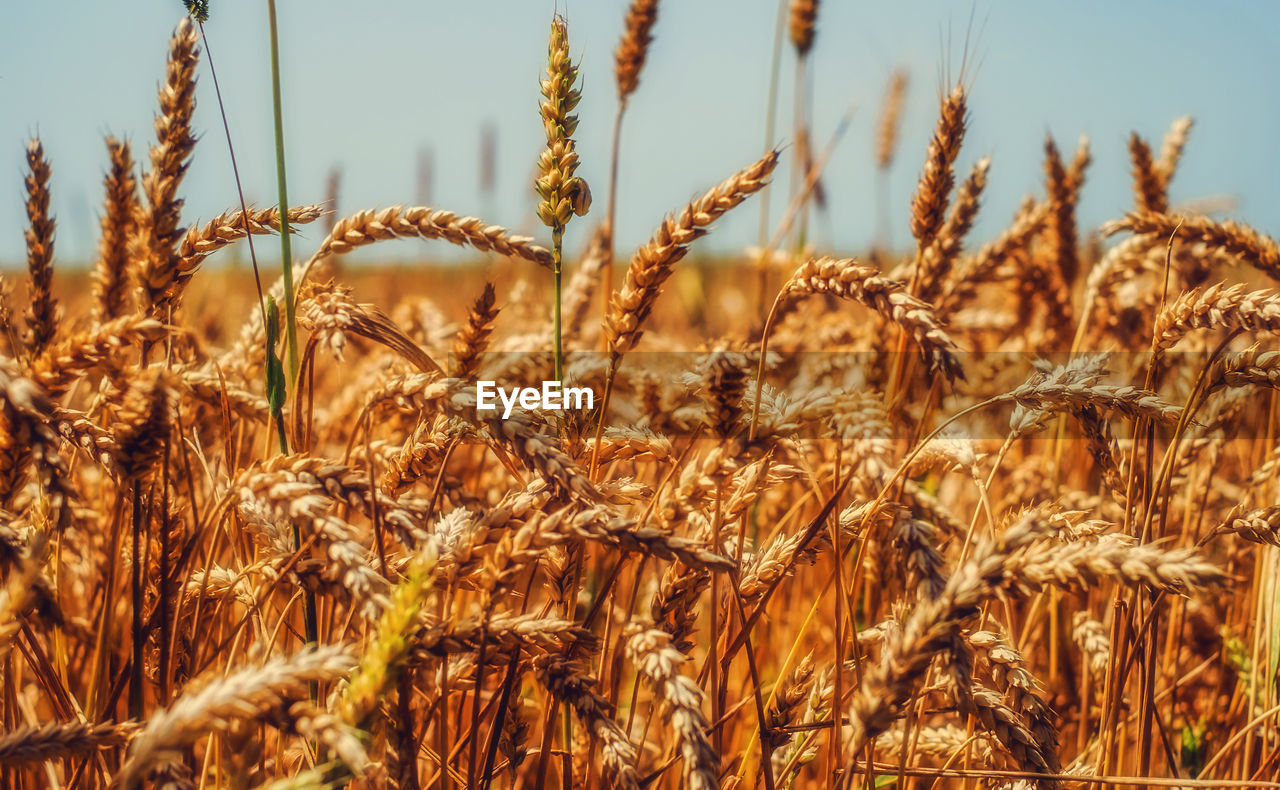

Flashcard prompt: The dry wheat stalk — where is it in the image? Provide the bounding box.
[298,279,441,374]
[764,653,815,757]
[0,361,69,508]
[0,533,46,662]
[1007,534,1225,596]
[917,157,990,304]
[968,629,1061,775]
[958,681,1059,785]
[652,562,710,654]
[113,370,174,482]
[1209,349,1280,394]
[288,702,369,777]
[874,724,998,764]
[847,513,1048,756]
[1005,360,1183,425]
[1037,134,1089,327]
[940,201,1049,315]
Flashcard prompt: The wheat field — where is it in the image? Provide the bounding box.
[3,3,1280,789]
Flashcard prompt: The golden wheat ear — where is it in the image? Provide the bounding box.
[606,150,780,359]
[22,139,57,361]
[615,0,659,101]
[93,137,138,325]
[134,17,200,320]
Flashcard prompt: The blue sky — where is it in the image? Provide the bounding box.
[2,1,1277,267]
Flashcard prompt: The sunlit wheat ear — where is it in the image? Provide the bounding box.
[917,156,990,304]
[788,0,818,56]
[1152,282,1280,351]
[118,645,354,789]
[308,205,553,270]
[625,625,719,790]
[606,150,779,358]
[1213,505,1280,546]
[297,279,442,374]
[848,512,1048,756]
[94,137,138,325]
[764,652,815,759]
[1038,134,1089,326]
[0,721,134,768]
[534,654,641,790]
[1004,360,1183,425]
[615,0,659,100]
[1071,612,1111,675]
[909,83,966,256]
[451,282,499,381]
[875,70,908,171]
[176,204,322,282]
[1103,210,1280,280]
[777,256,964,381]
[1128,132,1166,214]
[30,315,166,398]
[1157,115,1194,185]
[968,629,1061,775]
[134,17,200,320]
[0,362,68,509]
[536,15,589,232]
[22,139,57,360]
[938,199,1048,315]
[1209,349,1280,395]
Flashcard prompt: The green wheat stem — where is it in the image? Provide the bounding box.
[265,0,313,651]
[553,227,564,383]
[267,0,299,387]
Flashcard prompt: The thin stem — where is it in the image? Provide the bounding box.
[267,0,299,386]
[128,482,144,720]
[755,0,789,315]
[554,226,564,383]
[196,20,267,330]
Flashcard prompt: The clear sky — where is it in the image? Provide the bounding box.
[2,1,1278,268]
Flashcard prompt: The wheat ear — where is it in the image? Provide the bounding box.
[133,18,200,320]
[22,139,58,359]
[606,150,779,358]
[94,137,138,324]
